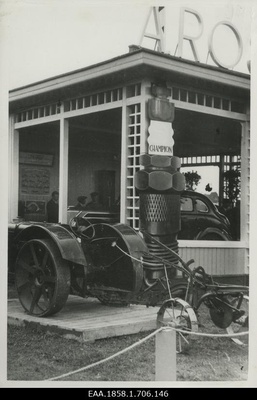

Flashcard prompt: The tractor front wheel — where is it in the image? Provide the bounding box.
[157,298,198,353]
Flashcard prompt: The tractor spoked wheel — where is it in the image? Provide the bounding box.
[157,298,198,353]
[15,239,70,317]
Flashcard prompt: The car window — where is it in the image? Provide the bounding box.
[180,197,193,211]
[195,199,209,213]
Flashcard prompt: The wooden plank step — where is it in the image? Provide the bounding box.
[8,295,160,342]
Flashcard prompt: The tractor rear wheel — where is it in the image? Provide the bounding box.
[15,239,70,317]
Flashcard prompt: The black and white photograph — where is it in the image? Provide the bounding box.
[1,0,256,388]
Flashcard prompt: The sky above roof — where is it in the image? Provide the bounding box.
[0,0,254,90]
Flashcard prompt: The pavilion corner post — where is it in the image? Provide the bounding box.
[134,83,185,280]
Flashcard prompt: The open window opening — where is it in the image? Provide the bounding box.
[173,109,242,241]
[18,122,60,223]
[67,108,122,223]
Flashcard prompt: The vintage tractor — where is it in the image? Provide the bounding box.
[9,153,188,317]
[8,85,249,343]
[8,154,248,345]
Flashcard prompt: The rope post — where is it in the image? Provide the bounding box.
[155,328,176,381]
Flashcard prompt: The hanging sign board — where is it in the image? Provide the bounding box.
[20,152,54,166]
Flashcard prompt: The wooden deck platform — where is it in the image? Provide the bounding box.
[8,296,160,342]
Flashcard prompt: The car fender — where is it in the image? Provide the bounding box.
[196,227,231,241]
[13,223,87,266]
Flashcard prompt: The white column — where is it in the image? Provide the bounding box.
[140,80,151,155]
[240,119,250,243]
[120,87,128,224]
[8,115,19,222]
[59,114,69,224]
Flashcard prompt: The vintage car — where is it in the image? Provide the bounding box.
[68,191,232,241]
[179,190,232,241]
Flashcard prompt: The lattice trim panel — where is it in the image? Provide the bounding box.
[181,154,241,167]
[126,103,141,230]
[170,86,246,114]
[15,103,61,123]
[14,84,143,124]
[63,88,123,112]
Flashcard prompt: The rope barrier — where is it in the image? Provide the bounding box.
[45,327,164,381]
[164,326,249,338]
[45,324,249,382]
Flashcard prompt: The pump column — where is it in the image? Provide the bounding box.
[134,83,185,280]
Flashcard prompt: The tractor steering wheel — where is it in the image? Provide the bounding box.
[69,213,95,240]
